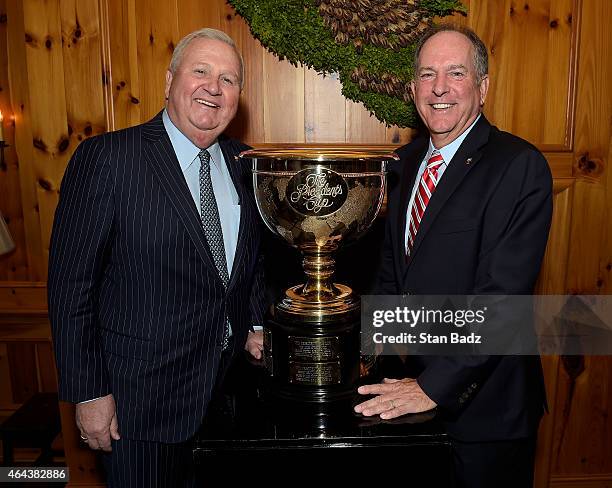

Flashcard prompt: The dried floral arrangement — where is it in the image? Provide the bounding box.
[227,0,466,127]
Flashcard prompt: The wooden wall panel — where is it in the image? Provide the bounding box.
[601,137,612,294]
[60,0,107,144]
[1,0,589,284]
[0,0,29,282]
[262,51,305,143]
[1,1,611,486]
[345,99,386,144]
[104,0,141,130]
[564,0,610,297]
[385,125,417,146]
[222,7,265,143]
[565,179,606,294]
[134,0,178,122]
[0,343,14,413]
[544,0,577,147]
[0,283,47,312]
[462,0,577,149]
[4,0,45,282]
[550,476,612,488]
[178,0,223,33]
[552,356,612,476]
[537,185,574,294]
[36,342,57,392]
[21,0,70,268]
[534,182,573,488]
[304,70,345,142]
[549,0,612,482]
[7,342,38,403]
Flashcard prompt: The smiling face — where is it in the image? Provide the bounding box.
[165,37,241,148]
[410,31,489,148]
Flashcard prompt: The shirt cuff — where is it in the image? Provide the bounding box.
[78,396,104,404]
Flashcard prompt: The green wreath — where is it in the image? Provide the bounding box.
[228,0,466,127]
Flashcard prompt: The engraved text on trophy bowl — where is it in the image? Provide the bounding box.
[254,164,385,249]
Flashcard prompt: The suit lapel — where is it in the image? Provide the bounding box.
[142,112,220,279]
[404,116,491,272]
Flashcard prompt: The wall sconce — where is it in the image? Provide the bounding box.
[0,110,15,255]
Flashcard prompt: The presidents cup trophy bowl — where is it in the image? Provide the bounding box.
[240,148,398,402]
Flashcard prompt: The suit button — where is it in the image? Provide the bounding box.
[471,383,477,389]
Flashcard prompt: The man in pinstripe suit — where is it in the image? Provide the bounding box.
[48,28,265,486]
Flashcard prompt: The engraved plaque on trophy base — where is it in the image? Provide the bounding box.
[263,309,361,403]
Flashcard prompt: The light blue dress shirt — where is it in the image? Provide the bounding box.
[404,114,481,253]
[162,110,241,275]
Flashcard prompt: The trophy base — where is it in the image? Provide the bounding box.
[262,305,361,403]
[277,283,360,318]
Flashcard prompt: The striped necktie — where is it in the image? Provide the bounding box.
[406,150,445,256]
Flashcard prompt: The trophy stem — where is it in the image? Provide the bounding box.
[277,244,359,318]
[301,245,339,299]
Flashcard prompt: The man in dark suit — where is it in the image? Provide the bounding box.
[354,25,552,487]
[48,28,265,486]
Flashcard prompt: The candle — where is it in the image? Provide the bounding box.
[0,111,4,141]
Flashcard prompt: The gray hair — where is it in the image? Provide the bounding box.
[169,28,244,89]
[413,24,488,83]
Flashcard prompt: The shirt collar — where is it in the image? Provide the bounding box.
[426,113,481,164]
[162,109,222,173]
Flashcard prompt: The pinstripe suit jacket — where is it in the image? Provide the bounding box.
[48,112,265,443]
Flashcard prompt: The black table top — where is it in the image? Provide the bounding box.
[195,354,448,452]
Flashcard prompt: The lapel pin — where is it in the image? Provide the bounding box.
[465,158,473,165]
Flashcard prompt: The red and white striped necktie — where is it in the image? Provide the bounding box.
[406,150,445,256]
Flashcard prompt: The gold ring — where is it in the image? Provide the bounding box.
[389,400,395,409]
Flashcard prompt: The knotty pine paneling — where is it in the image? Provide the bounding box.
[104,0,141,130]
[4,1,46,283]
[566,0,611,296]
[1,0,586,283]
[60,0,107,142]
[22,0,71,267]
[0,0,35,282]
[458,0,577,149]
[1,1,611,486]
[133,0,178,122]
[548,0,612,478]
[534,182,574,488]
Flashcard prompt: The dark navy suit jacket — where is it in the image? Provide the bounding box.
[379,115,552,441]
[48,112,265,443]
